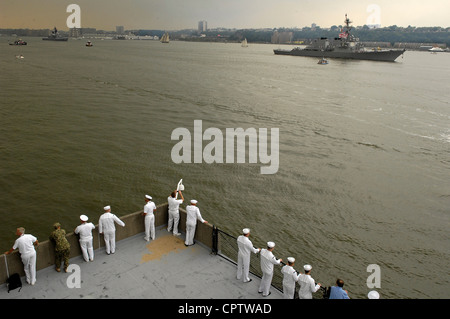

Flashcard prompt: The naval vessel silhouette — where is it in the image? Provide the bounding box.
[274,15,405,62]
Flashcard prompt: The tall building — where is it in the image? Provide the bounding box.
[271,31,293,44]
[69,28,82,38]
[116,26,124,34]
[198,21,207,33]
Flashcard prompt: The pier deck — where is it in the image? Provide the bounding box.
[0,226,283,299]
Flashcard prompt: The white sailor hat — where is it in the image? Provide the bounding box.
[303,264,312,271]
[80,215,88,222]
[267,241,275,248]
[191,199,198,204]
[145,195,152,200]
[243,228,250,234]
[104,205,111,211]
[368,290,380,299]
[287,257,295,263]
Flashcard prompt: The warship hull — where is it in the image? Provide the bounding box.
[42,37,68,41]
[274,48,406,62]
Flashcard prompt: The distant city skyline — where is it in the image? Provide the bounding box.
[1,0,449,31]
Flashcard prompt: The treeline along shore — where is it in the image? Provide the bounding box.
[2,25,450,47]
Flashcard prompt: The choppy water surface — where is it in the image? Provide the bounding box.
[1,38,449,298]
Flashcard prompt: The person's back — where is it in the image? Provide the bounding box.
[237,235,254,255]
[75,222,95,239]
[298,274,315,299]
[168,196,183,212]
[99,212,124,232]
[329,279,350,299]
[50,228,70,251]
[186,204,203,225]
[260,248,277,273]
[14,234,37,255]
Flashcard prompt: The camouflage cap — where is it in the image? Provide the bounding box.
[53,222,61,229]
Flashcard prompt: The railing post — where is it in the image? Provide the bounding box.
[212,225,218,255]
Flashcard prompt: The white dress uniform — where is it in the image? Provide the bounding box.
[281,260,300,299]
[75,216,95,262]
[185,201,205,246]
[13,234,38,285]
[144,197,156,241]
[258,244,281,297]
[99,207,125,254]
[298,273,321,299]
[167,196,183,235]
[236,230,259,282]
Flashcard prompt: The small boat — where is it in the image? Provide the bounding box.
[9,39,27,45]
[429,46,444,53]
[15,55,24,59]
[160,32,169,43]
[318,57,328,65]
[241,38,248,47]
[86,41,93,47]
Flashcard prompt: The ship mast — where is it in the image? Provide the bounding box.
[344,14,352,35]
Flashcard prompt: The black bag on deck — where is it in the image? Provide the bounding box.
[6,273,22,293]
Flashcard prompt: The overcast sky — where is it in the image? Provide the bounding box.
[1,0,449,30]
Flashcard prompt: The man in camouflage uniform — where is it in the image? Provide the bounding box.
[49,222,71,272]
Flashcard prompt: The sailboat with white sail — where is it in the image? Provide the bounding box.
[161,32,170,43]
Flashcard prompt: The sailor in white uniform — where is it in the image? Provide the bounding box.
[298,264,321,299]
[236,228,260,283]
[281,257,301,299]
[4,227,39,285]
[98,205,125,254]
[167,190,184,236]
[143,195,156,241]
[258,241,282,297]
[185,200,207,246]
[74,215,95,262]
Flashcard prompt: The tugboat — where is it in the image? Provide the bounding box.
[42,27,68,41]
[274,14,405,62]
[318,57,328,65]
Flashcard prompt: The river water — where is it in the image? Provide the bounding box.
[1,37,449,298]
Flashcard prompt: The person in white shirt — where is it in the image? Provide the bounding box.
[281,257,301,299]
[99,205,125,255]
[74,215,95,262]
[4,227,39,285]
[298,264,321,299]
[167,190,184,236]
[236,228,260,283]
[142,195,156,241]
[185,199,207,246]
[258,241,282,297]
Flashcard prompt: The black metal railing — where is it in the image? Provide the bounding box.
[211,227,327,299]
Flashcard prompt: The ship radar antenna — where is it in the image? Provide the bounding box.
[344,14,353,34]
[344,14,352,26]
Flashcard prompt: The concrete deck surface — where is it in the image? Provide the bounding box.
[0,226,283,299]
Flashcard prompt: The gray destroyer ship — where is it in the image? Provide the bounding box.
[274,15,405,62]
[42,27,68,41]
